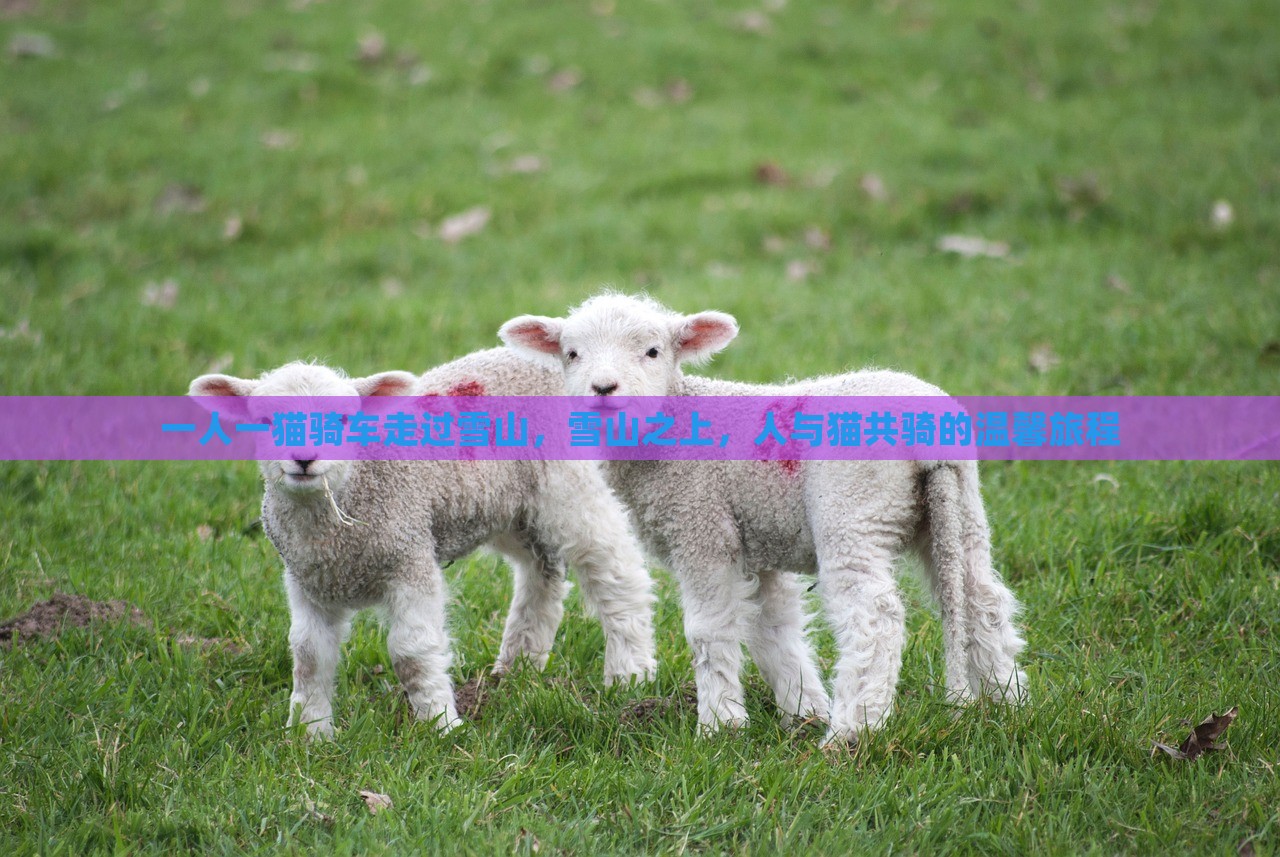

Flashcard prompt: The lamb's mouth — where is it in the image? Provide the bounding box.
[282,472,321,487]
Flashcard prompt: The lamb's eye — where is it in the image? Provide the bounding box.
[646,347,660,359]
[567,350,579,361]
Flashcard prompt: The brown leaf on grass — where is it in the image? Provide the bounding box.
[359,790,393,815]
[937,234,1010,259]
[734,10,772,33]
[505,154,545,174]
[547,68,582,93]
[859,172,889,202]
[786,259,817,281]
[437,206,491,243]
[260,129,298,150]
[154,183,206,216]
[1153,706,1238,761]
[356,30,386,65]
[803,226,831,251]
[141,279,180,308]
[195,524,215,541]
[754,162,790,186]
[1028,344,1060,374]
[665,78,694,103]
[1105,272,1131,293]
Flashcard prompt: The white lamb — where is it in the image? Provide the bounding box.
[501,294,1027,743]
[189,350,656,738]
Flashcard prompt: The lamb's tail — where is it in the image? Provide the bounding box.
[924,462,1028,703]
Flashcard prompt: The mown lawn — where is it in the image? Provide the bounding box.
[2,0,1278,852]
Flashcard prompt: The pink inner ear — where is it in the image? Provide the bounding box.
[193,377,244,397]
[679,316,736,354]
[505,320,561,355]
[366,377,415,397]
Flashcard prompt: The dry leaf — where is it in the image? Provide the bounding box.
[754,162,790,186]
[1028,344,1060,374]
[359,790,393,815]
[141,279,180,309]
[438,206,491,243]
[506,154,545,174]
[1092,473,1120,491]
[356,30,386,65]
[761,234,787,254]
[223,215,243,241]
[860,172,889,202]
[803,226,831,252]
[1105,273,1131,293]
[1153,706,1238,761]
[786,259,816,281]
[665,78,693,103]
[734,10,772,33]
[937,234,1010,259]
[547,69,582,92]
[260,130,298,150]
[195,525,215,541]
[154,183,206,216]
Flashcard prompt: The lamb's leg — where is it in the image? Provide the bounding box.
[285,572,351,739]
[535,466,657,684]
[385,569,460,732]
[676,562,753,732]
[816,549,906,745]
[745,571,830,726]
[489,533,569,675]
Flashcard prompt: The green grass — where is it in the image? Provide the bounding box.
[2,0,1279,852]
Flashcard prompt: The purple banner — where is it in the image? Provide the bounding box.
[0,396,1277,461]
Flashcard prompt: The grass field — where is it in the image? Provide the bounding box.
[2,0,1279,852]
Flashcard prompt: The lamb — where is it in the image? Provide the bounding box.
[500,294,1027,743]
[189,350,656,738]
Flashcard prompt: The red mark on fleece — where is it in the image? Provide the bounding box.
[778,459,801,476]
[446,380,486,397]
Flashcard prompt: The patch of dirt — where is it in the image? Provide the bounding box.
[620,684,697,726]
[0,592,151,646]
[454,674,501,720]
[0,592,248,654]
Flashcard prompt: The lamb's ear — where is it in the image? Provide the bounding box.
[499,315,565,357]
[189,374,257,397]
[673,311,739,364]
[352,371,417,397]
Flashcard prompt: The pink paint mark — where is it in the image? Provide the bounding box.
[446,380,486,397]
[778,459,801,476]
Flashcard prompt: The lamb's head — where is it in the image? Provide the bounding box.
[500,293,738,397]
[188,362,416,493]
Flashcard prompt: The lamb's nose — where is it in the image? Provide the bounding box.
[592,383,619,396]
[294,458,315,473]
